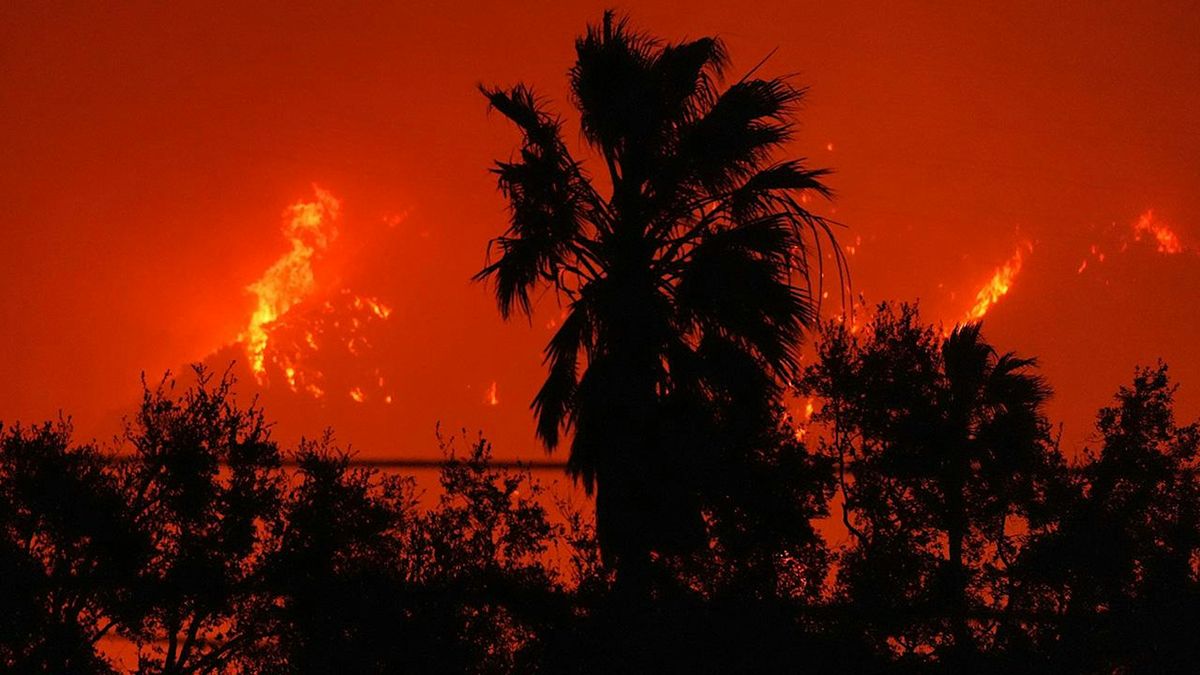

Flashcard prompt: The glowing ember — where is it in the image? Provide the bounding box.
[1132,209,1183,254]
[242,186,340,379]
[486,381,499,406]
[1077,243,1108,275]
[965,242,1032,322]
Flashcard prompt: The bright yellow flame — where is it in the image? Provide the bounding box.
[1132,209,1183,254]
[352,294,393,320]
[241,186,340,380]
[233,188,399,404]
[965,242,1031,322]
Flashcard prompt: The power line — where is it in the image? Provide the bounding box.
[108,455,569,471]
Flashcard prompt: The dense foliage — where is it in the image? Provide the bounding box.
[3,305,1199,672]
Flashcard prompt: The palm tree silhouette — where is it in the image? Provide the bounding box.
[937,322,1053,664]
[801,307,1058,664]
[477,11,840,581]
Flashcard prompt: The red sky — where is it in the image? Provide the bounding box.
[3,1,1198,464]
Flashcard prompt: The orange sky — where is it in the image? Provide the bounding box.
[2,1,1198,464]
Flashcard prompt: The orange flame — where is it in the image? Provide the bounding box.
[242,186,340,379]
[1078,210,1184,276]
[486,381,499,406]
[965,242,1031,322]
[234,187,396,404]
[257,289,394,399]
[1132,209,1183,254]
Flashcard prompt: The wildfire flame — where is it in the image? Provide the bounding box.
[242,187,340,379]
[1078,210,1187,275]
[235,186,396,403]
[786,398,817,441]
[965,242,1032,322]
[1132,209,1183,254]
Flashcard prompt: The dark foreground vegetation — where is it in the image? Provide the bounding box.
[3,305,1199,674]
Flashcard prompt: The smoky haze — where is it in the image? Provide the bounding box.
[2,1,1198,461]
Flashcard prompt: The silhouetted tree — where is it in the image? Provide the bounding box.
[800,304,1064,668]
[6,345,1200,671]
[0,364,600,674]
[1016,362,1200,672]
[253,434,418,673]
[245,428,576,675]
[403,432,569,673]
[0,421,143,673]
[117,367,284,673]
[477,9,841,587]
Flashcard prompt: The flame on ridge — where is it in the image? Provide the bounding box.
[234,186,396,404]
[965,241,1032,322]
[1132,209,1183,255]
[242,187,340,379]
[1077,209,1187,275]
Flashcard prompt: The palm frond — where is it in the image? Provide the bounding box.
[729,160,833,218]
[569,10,659,158]
[651,36,729,124]
[479,84,559,146]
[675,231,811,376]
[476,85,595,317]
[677,77,805,192]
[531,304,592,448]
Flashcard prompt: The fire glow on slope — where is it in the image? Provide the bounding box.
[1078,209,1187,274]
[964,241,1033,322]
[242,187,340,379]
[237,186,395,403]
[1132,209,1184,255]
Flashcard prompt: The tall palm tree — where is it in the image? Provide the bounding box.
[477,12,840,576]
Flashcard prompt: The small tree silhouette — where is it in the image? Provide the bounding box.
[117,366,284,673]
[0,421,142,673]
[800,304,1064,667]
[249,428,577,673]
[404,432,571,673]
[256,434,418,672]
[1017,362,1200,671]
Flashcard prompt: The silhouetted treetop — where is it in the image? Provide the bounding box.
[799,304,1064,667]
